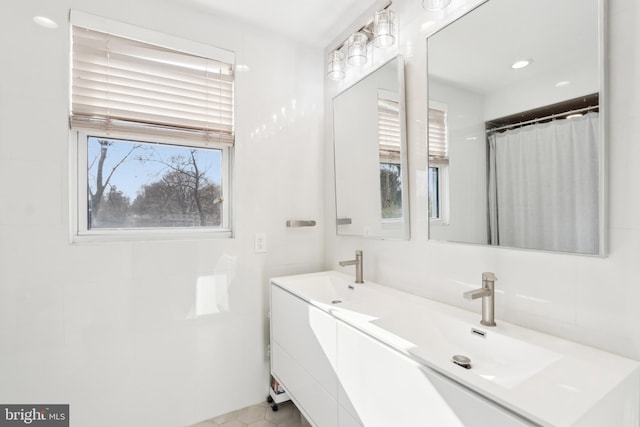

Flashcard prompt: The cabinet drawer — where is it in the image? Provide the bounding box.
[272,343,337,427]
[271,285,338,397]
[337,322,535,427]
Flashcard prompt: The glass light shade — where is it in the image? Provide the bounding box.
[373,10,396,48]
[327,50,346,80]
[423,0,452,11]
[347,32,368,66]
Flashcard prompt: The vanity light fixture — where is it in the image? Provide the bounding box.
[347,32,369,66]
[33,15,58,29]
[511,59,532,69]
[327,50,346,80]
[422,0,452,11]
[327,3,397,81]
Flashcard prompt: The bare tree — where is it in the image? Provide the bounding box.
[131,150,222,227]
[380,163,402,219]
[95,186,131,227]
[88,140,221,228]
[88,139,139,218]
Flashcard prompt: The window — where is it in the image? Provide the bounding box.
[428,105,449,222]
[70,11,234,239]
[82,135,226,229]
[378,91,403,220]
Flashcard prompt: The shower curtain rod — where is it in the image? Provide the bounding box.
[486,105,599,133]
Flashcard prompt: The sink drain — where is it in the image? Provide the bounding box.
[331,300,343,304]
[452,355,472,369]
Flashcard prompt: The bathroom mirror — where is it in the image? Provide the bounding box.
[427,0,605,255]
[333,56,409,239]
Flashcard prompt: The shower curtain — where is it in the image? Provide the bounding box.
[488,112,599,254]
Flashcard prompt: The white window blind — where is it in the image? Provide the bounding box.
[428,107,448,161]
[378,97,401,164]
[71,25,234,145]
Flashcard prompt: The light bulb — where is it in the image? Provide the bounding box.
[347,32,368,66]
[373,10,396,48]
[327,50,346,80]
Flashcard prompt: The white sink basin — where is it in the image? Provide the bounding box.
[370,310,562,388]
[272,271,378,305]
[271,271,390,324]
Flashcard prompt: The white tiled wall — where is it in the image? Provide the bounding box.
[0,1,324,426]
[325,0,640,361]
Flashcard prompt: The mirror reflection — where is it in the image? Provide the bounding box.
[427,0,604,255]
[334,56,409,239]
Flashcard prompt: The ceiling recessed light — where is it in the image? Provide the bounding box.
[511,59,531,70]
[555,80,571,87]
[33,16,58,29]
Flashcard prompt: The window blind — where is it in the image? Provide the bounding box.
[71,26,234,145]
[428,107,448,161]
[378,97,401,164]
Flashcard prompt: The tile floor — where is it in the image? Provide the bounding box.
[189,400,312,427]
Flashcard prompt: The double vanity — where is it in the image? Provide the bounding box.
[306,0,625,423]
[270,271,639,427]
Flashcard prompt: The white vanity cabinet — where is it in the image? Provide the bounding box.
[270,284,338,426]
[271,282,535,427]
[336,321,535,427]
[270,272,640,427]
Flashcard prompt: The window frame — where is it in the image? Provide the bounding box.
[428,162,449,225]
[428,102,450,225]
[68,11,235,243]
[70,130,233,243]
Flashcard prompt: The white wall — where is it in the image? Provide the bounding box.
[0,1,324,426]
[325,0,640,362]
[428,77,487,244]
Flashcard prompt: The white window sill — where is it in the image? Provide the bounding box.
[70,228,232,244]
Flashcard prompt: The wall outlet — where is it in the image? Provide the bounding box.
[254,232,267,253]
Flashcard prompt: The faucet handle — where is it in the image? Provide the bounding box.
[482,272,497,281]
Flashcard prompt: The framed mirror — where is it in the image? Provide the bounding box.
[427,0,605,255]
[334,56,410,239]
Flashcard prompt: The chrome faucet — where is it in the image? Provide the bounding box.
[338,250,363,284]
[463,272,497,327]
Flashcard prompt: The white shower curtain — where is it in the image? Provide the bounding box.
[488,112,599,254]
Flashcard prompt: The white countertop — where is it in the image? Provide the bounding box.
[271,271,640,427]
